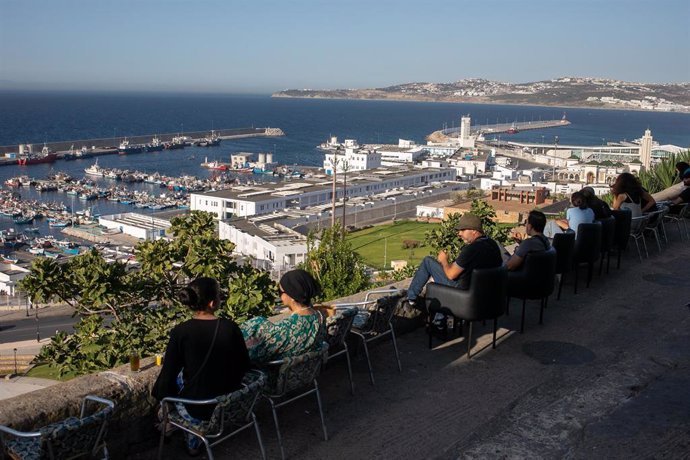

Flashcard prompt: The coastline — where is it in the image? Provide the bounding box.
[271,93,690,114]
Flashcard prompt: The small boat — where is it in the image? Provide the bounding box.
[48,219,72,228]
[506,122,519,134]
[1,255,19,264]
[28,246,45,255]
[44,251,60,259]
[24,227,40,233]
[13,214,35,225]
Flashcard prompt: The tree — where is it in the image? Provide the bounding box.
[638,150,690,194]
[21,211,276,377]
[424,200,510,261]
[302,222,370,301]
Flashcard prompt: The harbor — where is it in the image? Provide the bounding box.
[0,127,284,167]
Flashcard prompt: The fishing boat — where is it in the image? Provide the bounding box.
[28,246,45,255]
[200,157,228,170]
[118,138,144,154]
[1,255,19,264]
[506,122,519,134]
[48,219,72,228]
[145,136,164,152]
[84,160,104,177]
[24,227,40,233]
[164,135,187,150]
[17,145,58,165]
[13,214,35,225]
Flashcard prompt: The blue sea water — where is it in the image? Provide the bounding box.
[0,91,688,237]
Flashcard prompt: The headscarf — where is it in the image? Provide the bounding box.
[279,269,321,306]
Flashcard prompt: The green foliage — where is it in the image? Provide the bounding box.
[423,200,510,260]
[638,150,690,194]
[24,211,275,377]
[425,213,463,260]
[303,222,370,301]
[469,200,511,245]
[392,264,417,281]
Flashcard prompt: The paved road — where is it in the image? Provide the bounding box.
[0,306,75,344]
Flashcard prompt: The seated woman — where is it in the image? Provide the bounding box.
[241,269,325,364]
[581,186,612,219]
[611,172,656,217]
[544,191,595,239]
[152,277,249,455]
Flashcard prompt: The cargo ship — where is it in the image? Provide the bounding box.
[17,145,58,165]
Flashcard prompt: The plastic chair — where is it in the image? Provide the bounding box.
[347,288,404,385]
[507,249,557,333]
[597,216,616,275]
[552,232,575,300]
[262,342,329,460]
[610,209,632,269]
[629,215,650,261]
[572,222,602,294]
[157,370,267,460]
[323,307,357,394]
[425,266,508,358]
[0,395,114,460]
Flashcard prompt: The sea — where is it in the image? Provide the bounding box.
[0,91,689,238]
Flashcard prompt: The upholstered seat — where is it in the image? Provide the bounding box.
[572,222,602,294]
[157,370,267,460]
[507,249,557,333]
[0,395,114,460]
[425,266,508,358]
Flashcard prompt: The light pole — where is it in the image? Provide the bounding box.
[341,158,349,239]
[331,148,340,228]
[553,136,559,181]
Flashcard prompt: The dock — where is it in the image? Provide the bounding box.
[428,118,569,143]
[0,127,285,166]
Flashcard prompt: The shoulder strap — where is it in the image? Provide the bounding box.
[182,319,221,392]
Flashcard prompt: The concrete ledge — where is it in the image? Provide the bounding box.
[0,280,415,456]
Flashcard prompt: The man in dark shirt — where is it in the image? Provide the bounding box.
[506,210,551,271]
[406,213,503,305]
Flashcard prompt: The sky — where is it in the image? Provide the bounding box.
[0,0,689,93]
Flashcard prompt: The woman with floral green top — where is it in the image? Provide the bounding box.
[241,269,325,363]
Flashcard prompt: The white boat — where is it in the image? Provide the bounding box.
[84,160,104,177]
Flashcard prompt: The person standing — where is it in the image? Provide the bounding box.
[405,213,503,306]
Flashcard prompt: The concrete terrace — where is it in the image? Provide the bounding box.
[136,233,690,459]
[0,231,688,459]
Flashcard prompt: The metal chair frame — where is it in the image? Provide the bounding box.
[0,395,114,460]
[643,208,669,253]
[262,343,329,460]
[157,370,267,460]
[663,203,689,240]
[333,288,403,385]
[629,215,650,261]
[322,307,357,395]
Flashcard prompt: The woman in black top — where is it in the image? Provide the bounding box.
[152,277,249,454]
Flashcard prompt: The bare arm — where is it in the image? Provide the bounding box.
[505,253,524,271]
[437,250,463,280]
[612,193,626,210]
[641,190,656,212]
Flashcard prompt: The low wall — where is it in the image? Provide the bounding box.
[0,280,416,457]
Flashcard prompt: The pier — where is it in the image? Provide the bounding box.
[0,127,284,166]
[428,118,569,143]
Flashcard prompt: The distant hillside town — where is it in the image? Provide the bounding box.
[273,77,690,113]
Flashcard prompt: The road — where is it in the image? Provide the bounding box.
[0,308,75,344]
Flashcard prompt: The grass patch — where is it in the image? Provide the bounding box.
[25,363,78,381]
[346,220,440,270]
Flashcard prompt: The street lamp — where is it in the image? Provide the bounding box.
[331,148,340,228]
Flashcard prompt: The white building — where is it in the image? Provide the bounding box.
[324,147,382,174]
[458,115,475,149]
[98,213,171,240]
[190,166,458,220]
[219,218,309,273]
[0,264,30,296]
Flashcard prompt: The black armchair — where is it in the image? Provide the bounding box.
[507,249,557,333]
[552,232,575,300]
[597,216,616,275]
[572,222,602,294]
[425,266,508,358]
[610,209,632,269]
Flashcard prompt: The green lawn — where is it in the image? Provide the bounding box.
[346,220,439,270]
[25,363,77,381]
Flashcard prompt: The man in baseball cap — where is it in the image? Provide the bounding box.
[405,212,503,307]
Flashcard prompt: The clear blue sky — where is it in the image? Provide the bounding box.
[1,0,688,93]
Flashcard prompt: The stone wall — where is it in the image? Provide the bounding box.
[0,279,416,457]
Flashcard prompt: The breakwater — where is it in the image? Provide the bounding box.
[0,127,284,156]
